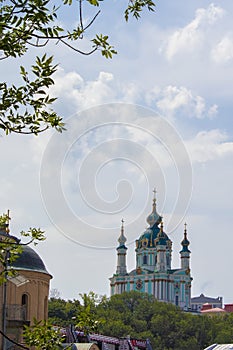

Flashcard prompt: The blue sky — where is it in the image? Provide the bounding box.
[1,1,233,303]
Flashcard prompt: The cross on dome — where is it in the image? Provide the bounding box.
[152,188,157,211]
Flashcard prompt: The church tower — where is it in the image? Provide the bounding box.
[180,223,191,270]
[109,189,193,310]
[156,221,167,272]
[135,190,172,273]
[116,219,128,275]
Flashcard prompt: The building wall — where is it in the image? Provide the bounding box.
[110,271,192,310]
[191,294,223,312]
[0,269,51,347]
[7,269,51,322]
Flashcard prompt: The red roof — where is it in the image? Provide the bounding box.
[201,307,226,313]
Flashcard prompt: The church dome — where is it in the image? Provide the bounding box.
[146,193,162,228]
[137,224,169,249]
[146,212,161,227]
[180,223,191,253]
[11,245,50,275]
[136,192,170,249]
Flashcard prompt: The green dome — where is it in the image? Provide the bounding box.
[180,225,191,253]
[11,246,50,275]
[136,194,170,249]
[137,224,170,249]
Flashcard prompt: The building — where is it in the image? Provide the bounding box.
[191,294,223,312]
[200,306,226,317]
[224,304,233,312]
[0,221,52,348]
[109,192,192,310]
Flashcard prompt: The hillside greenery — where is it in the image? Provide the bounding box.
[48,291,233,350]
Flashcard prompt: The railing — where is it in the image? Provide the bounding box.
[3,304,27,321]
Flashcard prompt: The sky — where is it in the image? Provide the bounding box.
[1,1,233,304]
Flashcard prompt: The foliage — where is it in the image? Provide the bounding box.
[0,54,65,135]
[75,292,105,334]
[48,297,80,327]
[125,0,155,21]
[0,212,46,283]
[48,291,233,350]
[23,318,67,350]
[0,0,156,135]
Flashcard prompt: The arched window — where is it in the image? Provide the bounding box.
[22,293,28,320]
[143,255,147,265]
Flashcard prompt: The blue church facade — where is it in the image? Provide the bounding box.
[109,193,192,310]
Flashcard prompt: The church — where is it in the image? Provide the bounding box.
[109,192,192,310]
[0,220,52,348]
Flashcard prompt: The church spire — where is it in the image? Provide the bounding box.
[116,219,127,275]
[152,188,157,212]
[157,218,167,245]
[118,218,127,248]
[156,218,167,272]
[180,223,190,253]
[180,223,191,270]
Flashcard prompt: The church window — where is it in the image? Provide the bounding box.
[175,295,179,306]
[143,255,147,265]
[22,293,29,320]
[142,239,148,247]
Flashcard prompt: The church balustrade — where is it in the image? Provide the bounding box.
[4,304,27,321]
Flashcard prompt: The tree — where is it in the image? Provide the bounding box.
[75,292,105,334]
[47,290,233,350]
[48,297,80,327]
[0,0,155,135]
[23,319,68,350]
[0,212,45,283]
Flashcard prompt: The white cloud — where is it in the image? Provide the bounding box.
[186,129,233,163]
[51,68,218,121]
[50,69,115,110]
[154,85,217,119]
[211,36,233,63]
[161,3,224,60]
[207,104,218,118]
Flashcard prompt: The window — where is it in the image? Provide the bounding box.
[22,293,29,320]
[143,255,147,265]
[175,295,179,306]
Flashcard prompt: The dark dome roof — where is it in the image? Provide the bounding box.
[137,224,170,249]
[12,246,50,275]
[136,194,171,249]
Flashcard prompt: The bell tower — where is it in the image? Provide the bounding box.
[116,219,128,275]
[180,223,191,270]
